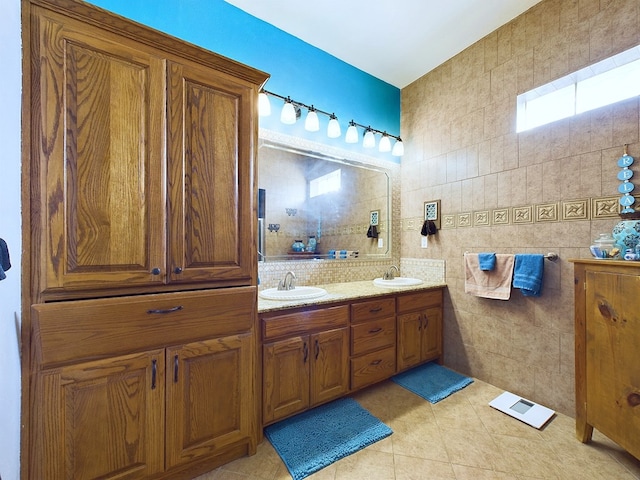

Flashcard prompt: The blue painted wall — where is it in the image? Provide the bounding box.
[87,0,401,162]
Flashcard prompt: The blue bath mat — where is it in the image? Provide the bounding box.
[392,362,473,403]
[264,397,392,480]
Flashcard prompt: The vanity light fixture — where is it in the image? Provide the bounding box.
[259,89,404,156]
[258,91,271,116]
[280,96,299,125]
[327,113,341,138]
[363,127,376,148]
[378,132,392,152]
[305,106,320,132]
[345,120,359,143]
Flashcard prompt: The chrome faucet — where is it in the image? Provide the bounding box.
[383,265,400,280]
[278,271,297,291]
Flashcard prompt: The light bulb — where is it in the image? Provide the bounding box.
[305,108,320,131]
[379,134,391,152]
[258,92,271,116]
[345,122,358,143]
[280,98,297,124]
[392,138,404,156]
[327,114,341,138]
[363,128,376,148]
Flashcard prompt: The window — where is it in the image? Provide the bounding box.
[309,168,341,198]
[517,45,640,132]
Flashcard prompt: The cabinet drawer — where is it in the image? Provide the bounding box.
[397,289,442,313]
[351,297,395,323]
[262,305,349,341]
[350,346,396,390]
[351,317,395,356]
[32,287,256,368]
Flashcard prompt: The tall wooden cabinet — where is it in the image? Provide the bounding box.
[572,260,640,460]
[22,0,269,478]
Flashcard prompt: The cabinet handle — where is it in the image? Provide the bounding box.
[151,359,157,390]
[147,305,183,315]
[369,307,383,313]
[368,327,383,334]
[628,393,640,407]
[370,359,382,366]
[174,267,183,274]
[314,339,319,359]
[174,355,179,383]
[423,315,429,328]
[151,267,161,275]
[418,314,423,331]
[303,342,308,363]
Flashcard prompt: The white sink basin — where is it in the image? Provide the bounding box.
[259,286,328,301]
[373,277,423,288]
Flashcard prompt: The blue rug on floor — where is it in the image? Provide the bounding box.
[264,397,392,480]
[392,362,473,403]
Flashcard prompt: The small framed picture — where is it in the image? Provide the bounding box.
[424,200,441,229]
[370,210,380,226]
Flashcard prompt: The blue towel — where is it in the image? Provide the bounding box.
[513,254,544,297]
[478,252,496,271]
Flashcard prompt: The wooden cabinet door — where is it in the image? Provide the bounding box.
[165,333,254,468]
[310,328,349,406]
[31,350,165,480]
[263,336,310,424]
[585,271,640,458]
[421,307,442,362]
[32,8,166,297]
[397,312,423,371]
[167,60,255,285]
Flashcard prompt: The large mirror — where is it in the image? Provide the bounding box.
[258,136,391,261]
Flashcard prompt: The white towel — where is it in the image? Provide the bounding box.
[464,253,514,300]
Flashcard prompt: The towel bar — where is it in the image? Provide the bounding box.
[463,252,558,261]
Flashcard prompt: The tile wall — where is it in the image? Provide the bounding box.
[400,0,640,415]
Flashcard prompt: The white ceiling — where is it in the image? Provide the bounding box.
[224,0,542,88]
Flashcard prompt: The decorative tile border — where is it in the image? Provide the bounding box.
[535,202,558,222]
[442,214,456,229]
[592,196,620,218]
[513,205,533,224]
[403,195,639,231]
[457,212,472,227]
[562,199,589,221]
[474,210,490,226]
[492,208,510,225]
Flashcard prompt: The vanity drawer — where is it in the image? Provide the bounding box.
[351,317,395,356]
[261,305,349,341]
[351,297,395,324]
[397,289,442,314]
[351,346,396,390]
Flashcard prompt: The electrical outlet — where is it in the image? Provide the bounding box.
[378,238,384,248]
[421,236,428,248]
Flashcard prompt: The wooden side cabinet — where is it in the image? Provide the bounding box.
[572,260,640,460]
[397,290,443,372]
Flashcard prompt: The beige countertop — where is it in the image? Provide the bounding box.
[258,280,447,313]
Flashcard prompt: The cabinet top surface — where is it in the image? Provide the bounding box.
[258,280,446,314]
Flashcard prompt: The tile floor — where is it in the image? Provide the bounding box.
[195,377,640,480]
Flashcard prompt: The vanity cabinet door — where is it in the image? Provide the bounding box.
[33,8,166,298]
[263,336,310,424]
[421,306,442,362]
[31,350,165,480]
[310,327,349,406]
[166,333,254,468]
[397,312,423,371]
[167,60,255,285]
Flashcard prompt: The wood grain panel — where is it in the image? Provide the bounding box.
[261,305,349,341]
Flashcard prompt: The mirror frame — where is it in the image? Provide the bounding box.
[257,129,400,264]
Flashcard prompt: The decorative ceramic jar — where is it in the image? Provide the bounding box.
[291,239,305,252]
[612,212,640,259]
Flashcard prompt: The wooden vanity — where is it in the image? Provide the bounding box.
[259,282,445,426]
[572,260,640,460]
